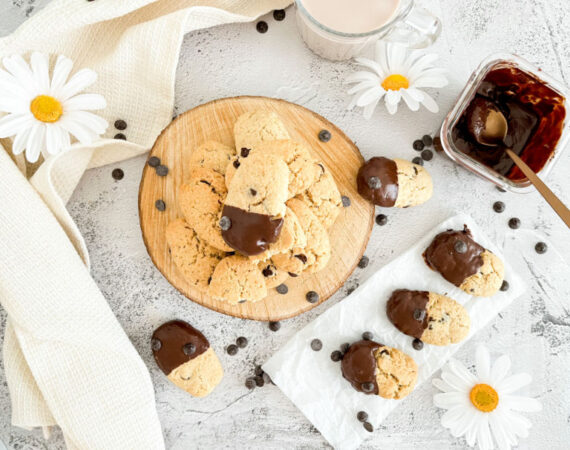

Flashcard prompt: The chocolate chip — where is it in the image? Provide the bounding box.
[240,147,250,157]
[183,343,196,356]
[357,411,368,422]
[330,350,343,362]
[454,240,467,254]
[421,149,433,161]
[199,180,211,186]
[114,133,127,140]
[219,216,231,231]
[263,372,273,385]
[114,119,127,130]
[367,176,381,189]
[311,339,322,351]
[155,199,166,211]
[496,186,507,193]
[255,365,264,376]
[318,129,331,142]
[422,135,433,146]
[249,188,257,196]
[342,196,351,207]
[535,242,547,254]
[412,157,424,166]
[295,254,308,264]
[233,160,241,169]
[288,272,298,277]
[362,331,373,341]
[508,217,521,229]
[226,344,238,356]
[245,377,256,389]
[156,165,169,176]
[151,338,161,352]
[262,266,274,277]
[256,21,268,33]
[433,136,443,152]
[358,256,369,268]
[412,338,424,350]
[500,280,509,291]
[306,291,319,304]
[363,422,374,433]
[361,382,375,393]
[269,321,281,332]
[340,343,350,353]
[207,277,212,285]
[413,309,426,321]
[112,168,124,180]
[493,201,505,213]
[375,214,388,226]
[413,139,425,151]
[379,349,389,356]
[148,156,160,167]
[255,376,265,387]
[276,284,288,295]
[238,299,247,304]
[273,9,286,21]
[236,336,248,348]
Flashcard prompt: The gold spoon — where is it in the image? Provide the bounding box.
[467,98,570,228]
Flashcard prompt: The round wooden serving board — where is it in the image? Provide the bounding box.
[139,96,374,321]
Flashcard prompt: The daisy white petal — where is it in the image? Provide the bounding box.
[442,370,472,392]
[420,91,439,113]
[50,55,74,93]
[449,359,478,385]
[355,86,384,107]
[354,57,385,79]
[401,49,425,73]
[45,124,61,155]
[476,345,491,381]
[25,123,45,163]
[405,87,425,102]
[58,68,97,100]
[362,93,383,119]
[0,113,33,138]
[434,391,469,409]
[490,354,511,385]
[406,53,440,80]
[64,93,107,111]
[501,395,542,412]
[441,405,465,429]
[504,410,532,438]
[3,55,38,94]
[401,89,420,111]
[374,41,390,76]
[476,415,493,450]
[0,68,31,99]
[59,116,98,144]
[64,110,108,134]
[493,410,519,446]
[344,71,379,84]
[433,377,454,393]
[384,91,400,115]
[60,128,71,150]
[12,127,31,155]
[30,52,50,92]
[386,43,407,74]
[450,408,476,438]
[347,80,379,95]
[466,414,482,447]
[496,373,532,394]
[0,95,28,114]
[489,412,512,450]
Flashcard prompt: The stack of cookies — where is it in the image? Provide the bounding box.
[166,110,342,304]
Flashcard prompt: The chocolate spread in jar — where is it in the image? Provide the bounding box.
[356,157,399,207]
[423,225,485,287]
[451,63,566,181]
[221,205,284,256]
[151,320,209,375]
[341,339,381,395]
[386,289,429,339]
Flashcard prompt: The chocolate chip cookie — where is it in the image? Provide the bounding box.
[298,162,342,229]
[208,255,267,304]
[233,110,290,153]
[258,258,289,289]
[189,140,236,175]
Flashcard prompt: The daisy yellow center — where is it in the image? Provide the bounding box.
[381,74,409,91]
[470,383,499,412]
[30,95,63,123]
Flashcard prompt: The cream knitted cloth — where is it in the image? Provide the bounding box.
[0,0,290,448]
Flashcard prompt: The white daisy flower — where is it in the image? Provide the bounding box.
[346,41,448,118]
[0,52,108,163]
[433,345,542,450]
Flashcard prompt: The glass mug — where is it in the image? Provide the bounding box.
[295,0,441,61]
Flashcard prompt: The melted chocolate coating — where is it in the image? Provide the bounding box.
[152,320,209,375]
[221,205,284,256]
[356,157,398,207]
[423,225,485,287]
[341,339,381,395]
[386,289,429,339]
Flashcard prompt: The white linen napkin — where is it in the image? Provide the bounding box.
[263,214,526,450]
[0,0,291,447]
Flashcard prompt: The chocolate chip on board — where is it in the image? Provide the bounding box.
[318,129,332,142]
[148,156,161,167]
[358,256,369,268]
[155,199,166,211]
[306,291,319,304]
[269,321,281,332]
[276,284,288,295]
[156,165,169,176]
[342,196,351,207]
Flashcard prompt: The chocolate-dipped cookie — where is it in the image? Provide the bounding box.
[387,289,470,346]
[357,157,432,208]
[151,320,223,397]
[341,340,418,400]
[423,225,505,297]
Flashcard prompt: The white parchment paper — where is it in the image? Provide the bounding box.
[263,214,526,450]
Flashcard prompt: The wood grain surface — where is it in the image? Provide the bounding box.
[139,96,374,320]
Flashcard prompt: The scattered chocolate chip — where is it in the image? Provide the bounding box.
[236,337,248,348]
[330,350,343,362]
[245,377,256,389]
[363,422,374,433]
[114,119,127,130]
[183,343,196,356]
[422,135,433,146]
[255,376,265,387]
[269,321,281,332]
[273,9,286,21]
[114,133,127,140]
[361,382,375,393]
[249,188,257,196]
[240,147,250,157]
[454,240,467,254]
[295,254,308,264]
[156,165,169,176]
[412,156,424,166]
[357,411,368,422]
[413,309,426,321]
[508,217,521,229]
[535,242,547,254]
[306,291,319,304]
[358,256,369,269]
[375,214,388,226]
[148,156,160,167]
[255,365,264,376]
[367,176,381,189]
[155,199,166,211]
[256,21,268,33]
[421,149,433,161]
[318,129,332,143]
[112,168,124,180]
[412,338,424,350]
[311,339,322,351]
[151,338,161,352]
[276,284,288,295]
[433,136,443,152]
[219,216,231,231]
[342,196,351,207]
[493,201,505,213]
[262,266,274,277]
[340,343,350,353]
[413,139,425,151]
[496,186,507,193]
[362,331,373,341]
[226,344,238,356]
[500,280,509,291]
[233,160,241,169]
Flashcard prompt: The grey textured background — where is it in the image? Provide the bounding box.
[1,0,570,449]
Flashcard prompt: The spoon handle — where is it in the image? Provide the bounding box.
[506,149,570,228]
